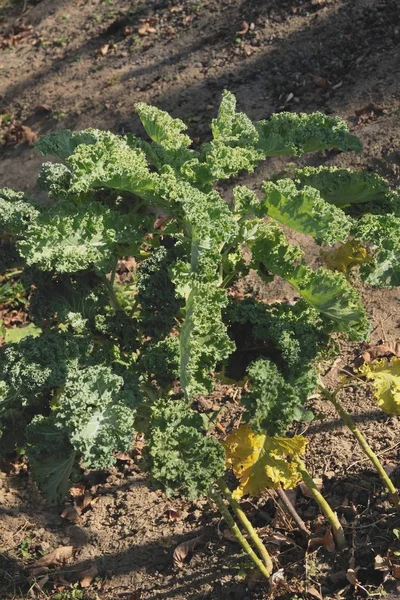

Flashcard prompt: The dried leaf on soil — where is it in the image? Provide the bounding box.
[308,528,335,553]
[60,506,81,523]
[173,535,203,568]
[29,546,74,568]
[79,564,98,587]
[299,478,323,498]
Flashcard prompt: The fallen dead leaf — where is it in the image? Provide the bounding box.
[312,75,329,88]
[355,102,383,116]
[307,586,323,600]
[308,528,335,553]
[299,478,323,498]
[374,554,391,571]
[29,546,74,569]
[61,506,81,524]
[393,564,400,579]
[167,509,181,520]
[359,342,400,364]
[69,483,85,497]
[237,21,249,35]
[97,44,109,56]
[173,535,203,568]
[346,568,359,586]
[79,564,98,587]
[28,566,50,578]
[82,492,93,510]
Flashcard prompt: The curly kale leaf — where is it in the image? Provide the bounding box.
[55,364,136,469]
[353,214,400,287]
[181,92,264,185]
[135,103,192,150]
[0,330,92,410]
[287,265,369,340]
[18,202,146,273]
[248,220,369,340]
[37,163,73,201]
[247,219,305,280]
[211,90,259,146]
[256,111,362,157]
[35,128,113,160]
[26,415,76,504]
[0,188,39,236]
[180,283,235,398]
[144,398,225,499]
[293,166,399,213]
[27,271,108,325]
[261,179,353,245]
[137,246,183,339]
[242,359,317,436]
[94,312,139,352]
[227,298,328,376]
[67,132,158,198]
[139,336,180,387]
[167,182,239,282]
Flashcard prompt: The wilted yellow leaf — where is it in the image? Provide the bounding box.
[224,425,306,499]
[360,358,400,415]
[321,240,371,274]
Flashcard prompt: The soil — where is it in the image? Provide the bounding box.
[1,0,400,598]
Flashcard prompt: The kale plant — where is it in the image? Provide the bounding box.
[1,91,399,525]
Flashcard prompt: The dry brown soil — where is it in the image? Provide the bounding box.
[1,1,400,599]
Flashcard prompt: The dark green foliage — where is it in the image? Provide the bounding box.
[143,398,225,499]
[227,298,327,377]
[139,336,180,387]
[242,359,317,436]
[137,246,183,339]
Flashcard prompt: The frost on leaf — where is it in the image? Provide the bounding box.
[359,358,400,415]
[224,424,306,498]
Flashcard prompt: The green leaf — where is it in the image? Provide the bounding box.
[135,102,192,150]
[35,129,103,160]
[179,282,235,398]
[26,415,76,504]
[256,112,362,157]
[18,202,146,273]
[144,398,225,499]
[287,265,369,340]
[261,179,353,244]
[294,166,396,208]
[0,188,39,236]
[4,323,42,344]
[353,214,400,287]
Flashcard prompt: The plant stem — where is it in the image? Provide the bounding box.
[217,478,274,573]
[110,258,118,287]
[103,277,124,313]
[323,388,400,509]
[209,488,272,580]
[296,460,346,549]
[275,487,310,537]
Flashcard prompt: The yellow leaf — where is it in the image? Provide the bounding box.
[321,240,371,274]
[359,358,400,415]
[224,424,307,499]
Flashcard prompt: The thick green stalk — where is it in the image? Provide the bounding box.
[103,277,124,313]
[323,388,400,509]
[296,460,346,550]
[209,488,272,580]
[217,479,274,573]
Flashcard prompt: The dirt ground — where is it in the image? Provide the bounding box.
[1,0,400,598]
